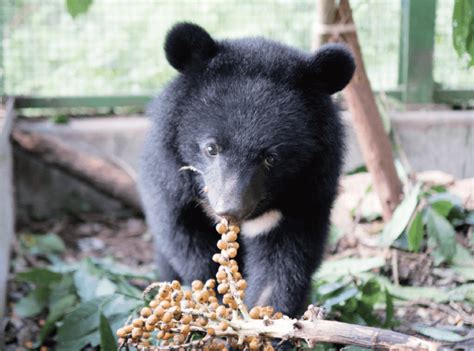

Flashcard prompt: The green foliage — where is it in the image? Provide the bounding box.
[407,212,423,252]
[380,184,421,247]
[13,234,149,349]
[452,0,474,66]
[100,312,118,351]
[312,278,396,328]
[66,0,94,18]
[426,208,456,264]
[379,183,472,266]
[413,325,464,342]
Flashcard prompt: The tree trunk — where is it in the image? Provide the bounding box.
[12,128,142,211]
[337,0,403,220]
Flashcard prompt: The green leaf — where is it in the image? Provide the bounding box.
[426,208,457,263]
[407,212,424,252]
[430,200,454,218]
[56,296,112,346]
[16,268,63,287]
[414,325,464,342]
[380,184,420,247]
[383,288,394,328]
[323,287,359,309]
[40,294,78,342]
[20,233,66,257]
[14,287,49,318]
[452,0,474,66]
[316,281,347,296]
[315,257,385,281]
[452,244,474,267]
[100,313,118,351]
[66,0,93,18]
[360,279,382,306]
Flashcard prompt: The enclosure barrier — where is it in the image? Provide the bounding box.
[0,0,472,109]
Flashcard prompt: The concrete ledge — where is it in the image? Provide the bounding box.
[14,110,474,220]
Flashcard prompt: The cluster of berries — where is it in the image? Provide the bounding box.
[117,219,284,350]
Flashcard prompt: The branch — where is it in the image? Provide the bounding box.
[12,128,141,211]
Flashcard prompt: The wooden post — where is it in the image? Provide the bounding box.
[0,97,15,317]
[398,0,437,103]
[312,0,337,50]
[336,0,403,220]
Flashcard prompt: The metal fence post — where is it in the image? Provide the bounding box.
[398,0,437,103]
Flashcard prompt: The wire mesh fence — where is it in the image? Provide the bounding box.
[0,0,471,98]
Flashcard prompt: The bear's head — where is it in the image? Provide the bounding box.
[165,23,355,222]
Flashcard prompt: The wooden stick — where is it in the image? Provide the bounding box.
[336,0,403,220]
[134,307,439,351]
[12,128,142,211]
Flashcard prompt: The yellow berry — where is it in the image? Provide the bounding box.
[249,307,261,319]
[116,328,127,338]
[217,283,229,294]
[218,256,229,266]
[149,300,159,308]
[162,311,173,323]
[249,339,259,351]
[180,314,192,324]
[226,231,238,242]
[216,305,228,318]
[171,280,181,290]
[206,279,216,289]
[236,280,247,290]
[132,318,143,327]
[198,290,210,303]
[181,324,191,336]
[219,320,229,331]
[273,312,283,319]
[131,327,142,339]
[192,280,204,291]
[144,323,155,332]
[160,300,171,309]
[153,306,165,317]
[212,254,221,263]
[229,225,240,234]
[123,325,133,333]
[217,240,228,250]
[197,317,208,326]
[216,271,227,281]
[140,307,152,317]
[216,222,228,234]
[146,314,158,325]
[227,248,237,258]
[207,327,216,336]
[184,290,192,300]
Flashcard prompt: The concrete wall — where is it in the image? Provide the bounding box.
[14,110,473,220]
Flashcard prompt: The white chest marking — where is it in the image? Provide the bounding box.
[241,210,283,238]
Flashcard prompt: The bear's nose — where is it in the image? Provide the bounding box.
[214,204,245,222]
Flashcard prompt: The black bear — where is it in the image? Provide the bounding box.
[139,22,355,317]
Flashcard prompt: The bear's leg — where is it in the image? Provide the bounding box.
[155,250,180,282]
[241,218,324,317]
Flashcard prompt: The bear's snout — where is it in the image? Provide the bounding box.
[204,167,264,222]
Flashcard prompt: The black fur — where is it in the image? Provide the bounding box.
[139,23,355,317]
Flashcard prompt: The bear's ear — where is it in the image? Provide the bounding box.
[306,43,355,94]
[164,22,218,73]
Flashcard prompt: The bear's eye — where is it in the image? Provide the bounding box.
[264,154,277,168]
[205,143,220,157]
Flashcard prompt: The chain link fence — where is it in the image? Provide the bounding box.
[0,0,471,97]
